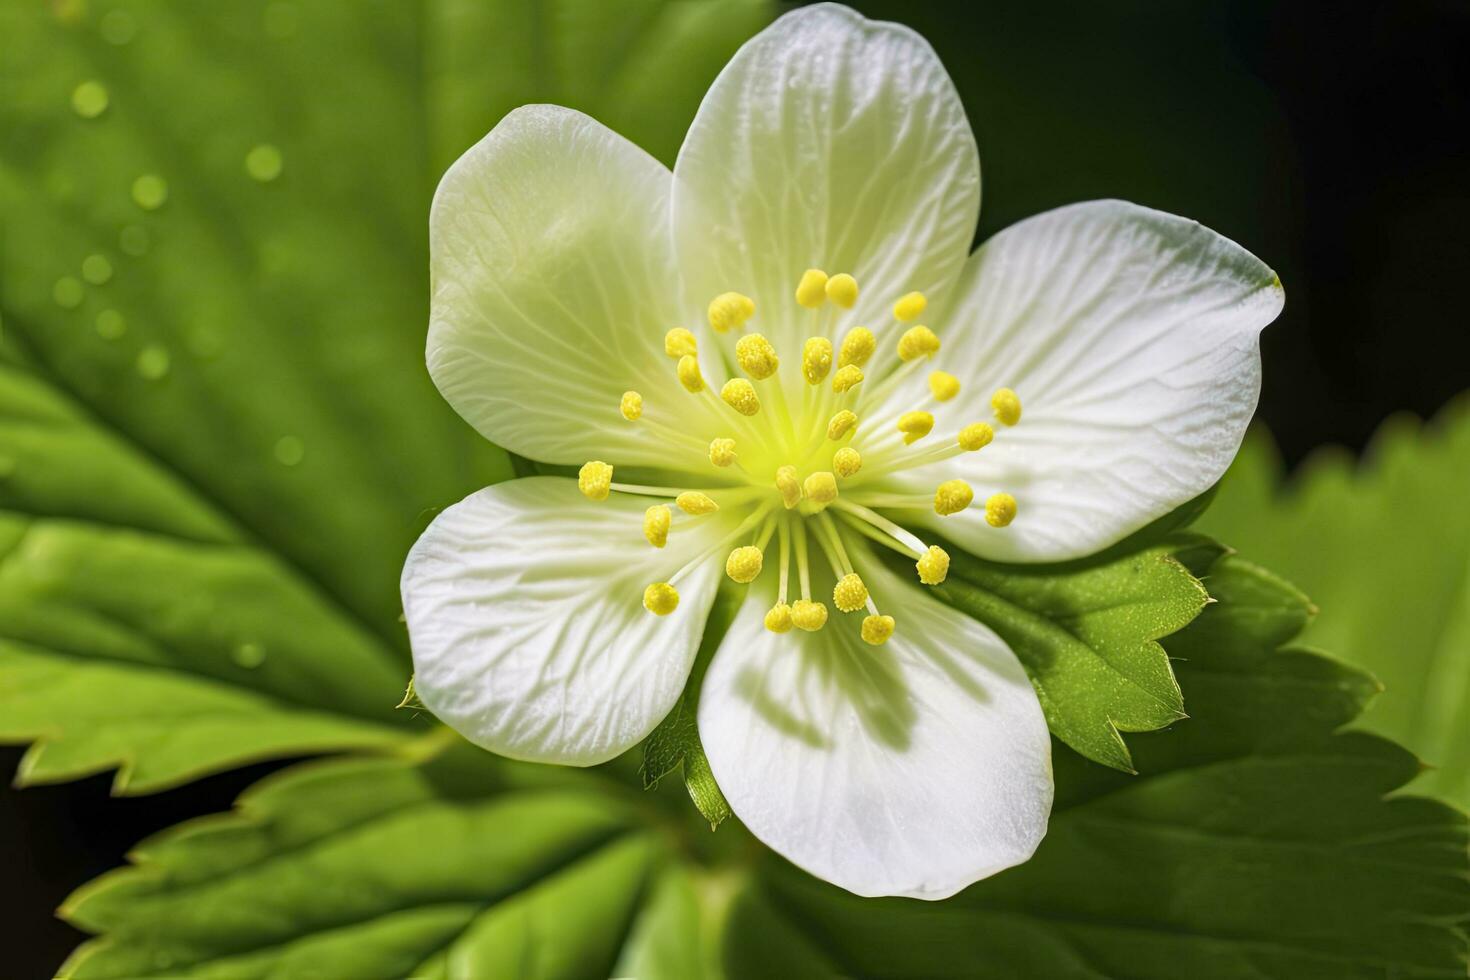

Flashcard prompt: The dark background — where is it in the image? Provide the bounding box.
[5,1,1468,976]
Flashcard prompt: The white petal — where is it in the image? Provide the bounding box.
[402,477,736,766]
[429,105,722,468]
[863,199,1284,562]
[699,543,1052,899]
[673,3,980,352]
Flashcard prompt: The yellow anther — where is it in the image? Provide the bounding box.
[708,292,755,332]
[791,599,829,631]
[802,337,833,384]
[677,354,704,393]
[764,603,794,633]
[664,327,698,359]
[720,378,761,416]
[991,387,1022,426]
[619,390,643,420]
[735,333,779,380]
[643,504,671,548]
[676,491,719,515]
[897,410,935,445]
[709,437,737,468]
[929,371,960,402]
[831,364,864,393]
[958,422,994,452]
[825,273,859,309]
[643,582,679,616]
[838,327,876,368]
[803,471,837,506]
[893,291,927,322]
[833,573,869,613]
[832,447,862,478]
[916,545,950,585]
[897,325,941,361]
[934,479,974,516]
[861,614,896,645]
[985,492,1018,528]
[796,268,829,308]
[775,466,803,509]
[577,461,613,501]
[827,409,858,441]
[725,545,764,584]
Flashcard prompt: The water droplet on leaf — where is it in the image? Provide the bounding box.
[119,224,150,256]
[135,344,170,380]
[273,435,305,466]
[95,309,126,339]
[99,9,137,45]
[244,143,283,182]
[71,80,109,119]
[53,276,83,309]
[81,253,112,284]
[232,642,267,668]
[131,174,168,211]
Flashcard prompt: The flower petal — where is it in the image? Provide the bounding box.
[865,200,1284,562]
[673,3,980,352]
[430,105,722,468]
[402,477,735,765]
[698,543,1052,899]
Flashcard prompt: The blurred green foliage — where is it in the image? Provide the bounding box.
[1201,399,1470,809]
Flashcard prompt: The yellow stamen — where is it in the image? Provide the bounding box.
[708,292,755,332]
[791,598,828,631]
[619,390,643,420]
[802,337,833,384]
[958,422,994,451]
[764,603,794,633]
[833,572,868,613]
[796,268,829,309]
[934,479,974,516]
[664,328,698,359]
[991,387,1022,426]
[735,333,779,380]
[775,465,803,509]
[577,461,613,500]
[897,325,941,361]
[676,491,719,515]
[985,492,1018,528]
[725,545,764,584]
[832,364,864,393]
[832,447,862,477]
[861,614,895,645]
[827,409,858,441]
[803,471,837,507]
[893,291,927,322]
[897,410,935,444]
[928,370,960,402]
[709,437,737,468]
[643,582,679,616]
[720,378,761,416]
[825,273,859,309]
[916,545,950,585]
[643,504,671,548]
[677,354,704,393]
[838,327,876,368]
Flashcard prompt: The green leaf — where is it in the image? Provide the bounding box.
[915,537,1210,772]
[1199,397,1470,808]
[0,0,770,791]
[641,589,739,830]
[57,737,700,980]
[728,548,1470,980]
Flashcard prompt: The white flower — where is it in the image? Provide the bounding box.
[402,3,1283,899]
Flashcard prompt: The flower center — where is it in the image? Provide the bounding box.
[580,269,1024,646]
